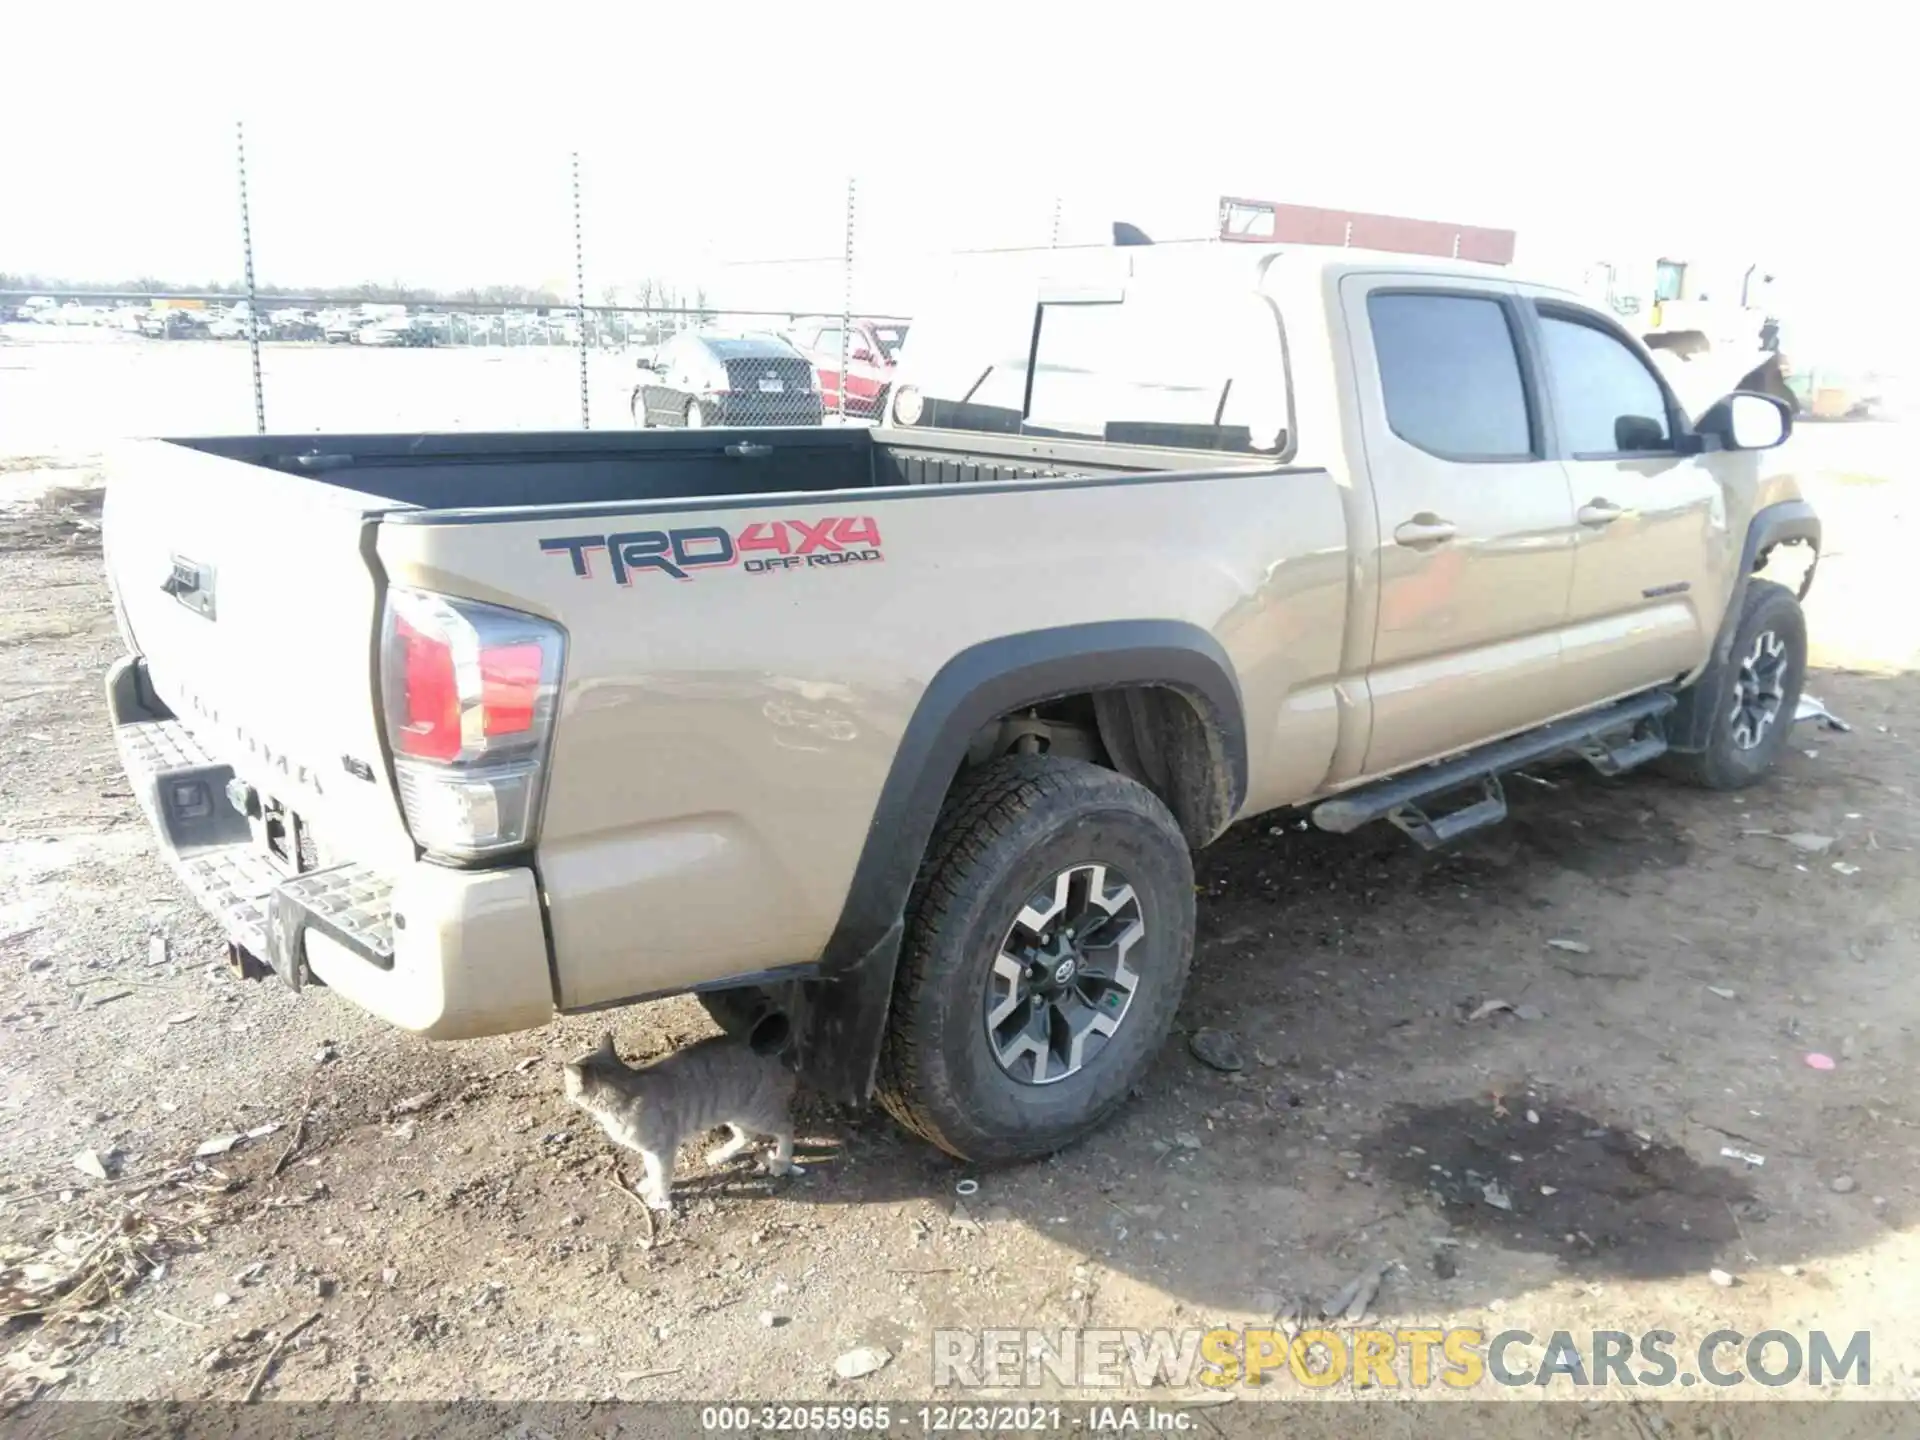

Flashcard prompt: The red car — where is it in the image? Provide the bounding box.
[789,316,910,420]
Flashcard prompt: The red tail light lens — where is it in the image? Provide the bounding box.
[394,615,461,761]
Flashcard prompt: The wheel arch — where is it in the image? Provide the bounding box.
[1671,500,1819,753]
[787,620,1244,1103]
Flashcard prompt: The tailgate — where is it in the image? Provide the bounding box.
[104,439,413,869]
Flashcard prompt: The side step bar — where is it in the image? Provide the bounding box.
[1313,692,1677,849]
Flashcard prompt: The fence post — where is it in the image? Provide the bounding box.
[838,176,856,421]
[572,151,590,429]
[236,120,265,434]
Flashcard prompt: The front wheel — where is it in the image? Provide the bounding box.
[684,399,706,429]
[1663,578,1807,789]
[877,756,1195,1164]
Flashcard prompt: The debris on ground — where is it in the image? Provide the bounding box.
[1831,1175,1857,1194]
[1804,1053,1837,1071]
[1719,1148,1765,1168]
[1781,833,1835,854]
[1320,1260,1391,1321]
[1794,694,1851,732]
[1,1342,77,1407]
[1706,986,1737,1000]
[1513,1004,1546,1022]
[0,1191,216,1330]
[1171,1131,1203,1151]
[833,1346,892,1380]
[1466,999,1514,1022]
[70,1150,111,1182]
[1546,939,1592,955]
[1480,1180,1514,1212]
[1833,862,1862,876]
[389,1092,435,1117]
[1187,1028,1245,1072]
[1708,1268,1736,1288]
[195,1134,242,1158]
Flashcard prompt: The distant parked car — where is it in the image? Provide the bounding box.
[786,316,909,418]
[632,331,823,428]
[357,316,436,348]
[140,310,208,340]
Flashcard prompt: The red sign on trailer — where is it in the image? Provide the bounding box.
[1219,197,1516,265]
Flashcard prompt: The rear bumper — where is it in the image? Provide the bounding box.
[699,395,824,427]
[106,656,554,1040]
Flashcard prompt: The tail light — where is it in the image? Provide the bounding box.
[380,588,566,862]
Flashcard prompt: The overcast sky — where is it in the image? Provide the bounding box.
[3,1,1905,352]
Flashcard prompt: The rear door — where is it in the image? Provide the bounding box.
[104,439,414,869]
[1523,296,1732,701]
[1340,275,1582,775]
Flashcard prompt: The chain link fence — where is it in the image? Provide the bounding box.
[0,133,1105,445]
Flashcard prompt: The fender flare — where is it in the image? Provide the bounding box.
[1670,499,1821,753]
[789,620,1246,1103]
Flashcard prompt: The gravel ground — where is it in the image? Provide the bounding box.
[2,330,1917,1421]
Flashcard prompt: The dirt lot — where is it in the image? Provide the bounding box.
[1,345,1917,1420]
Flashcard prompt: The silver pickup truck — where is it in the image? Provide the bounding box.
[102,242,1815,1163]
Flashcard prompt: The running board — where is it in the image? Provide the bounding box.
[1313,692,1677,849]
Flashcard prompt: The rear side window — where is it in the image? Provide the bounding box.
[1024,291,1289,452]
[1368,292,1532,459]
[1536,312,1674,455]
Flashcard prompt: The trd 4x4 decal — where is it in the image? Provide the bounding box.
[540,516,884,583]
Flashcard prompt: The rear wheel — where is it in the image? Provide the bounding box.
[877,756,1195,1164]
[1663,579,1806,789]
[631,388,649,427]
[684,399,705,429]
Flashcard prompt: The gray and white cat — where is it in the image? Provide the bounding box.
[562,1032,797,1212]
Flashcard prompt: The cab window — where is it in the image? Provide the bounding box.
[1536,309,1675,456]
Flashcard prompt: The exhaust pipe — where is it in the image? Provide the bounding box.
[700,986,794,1057]
[747,1003,791,1057]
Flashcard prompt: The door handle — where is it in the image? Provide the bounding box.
[1578,500,1627,527]
[1392,515,1458,548]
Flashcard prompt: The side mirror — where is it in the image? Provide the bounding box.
[1698,391,1792,451]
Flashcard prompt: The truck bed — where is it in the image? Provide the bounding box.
[178,427,1274,513]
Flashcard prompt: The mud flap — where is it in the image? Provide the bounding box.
[787,923,903,1107]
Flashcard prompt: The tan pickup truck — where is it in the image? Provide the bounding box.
[101,244,1817,1164]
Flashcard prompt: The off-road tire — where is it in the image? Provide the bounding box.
[876,756,1195,1164]
[1663,579,1807,790]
